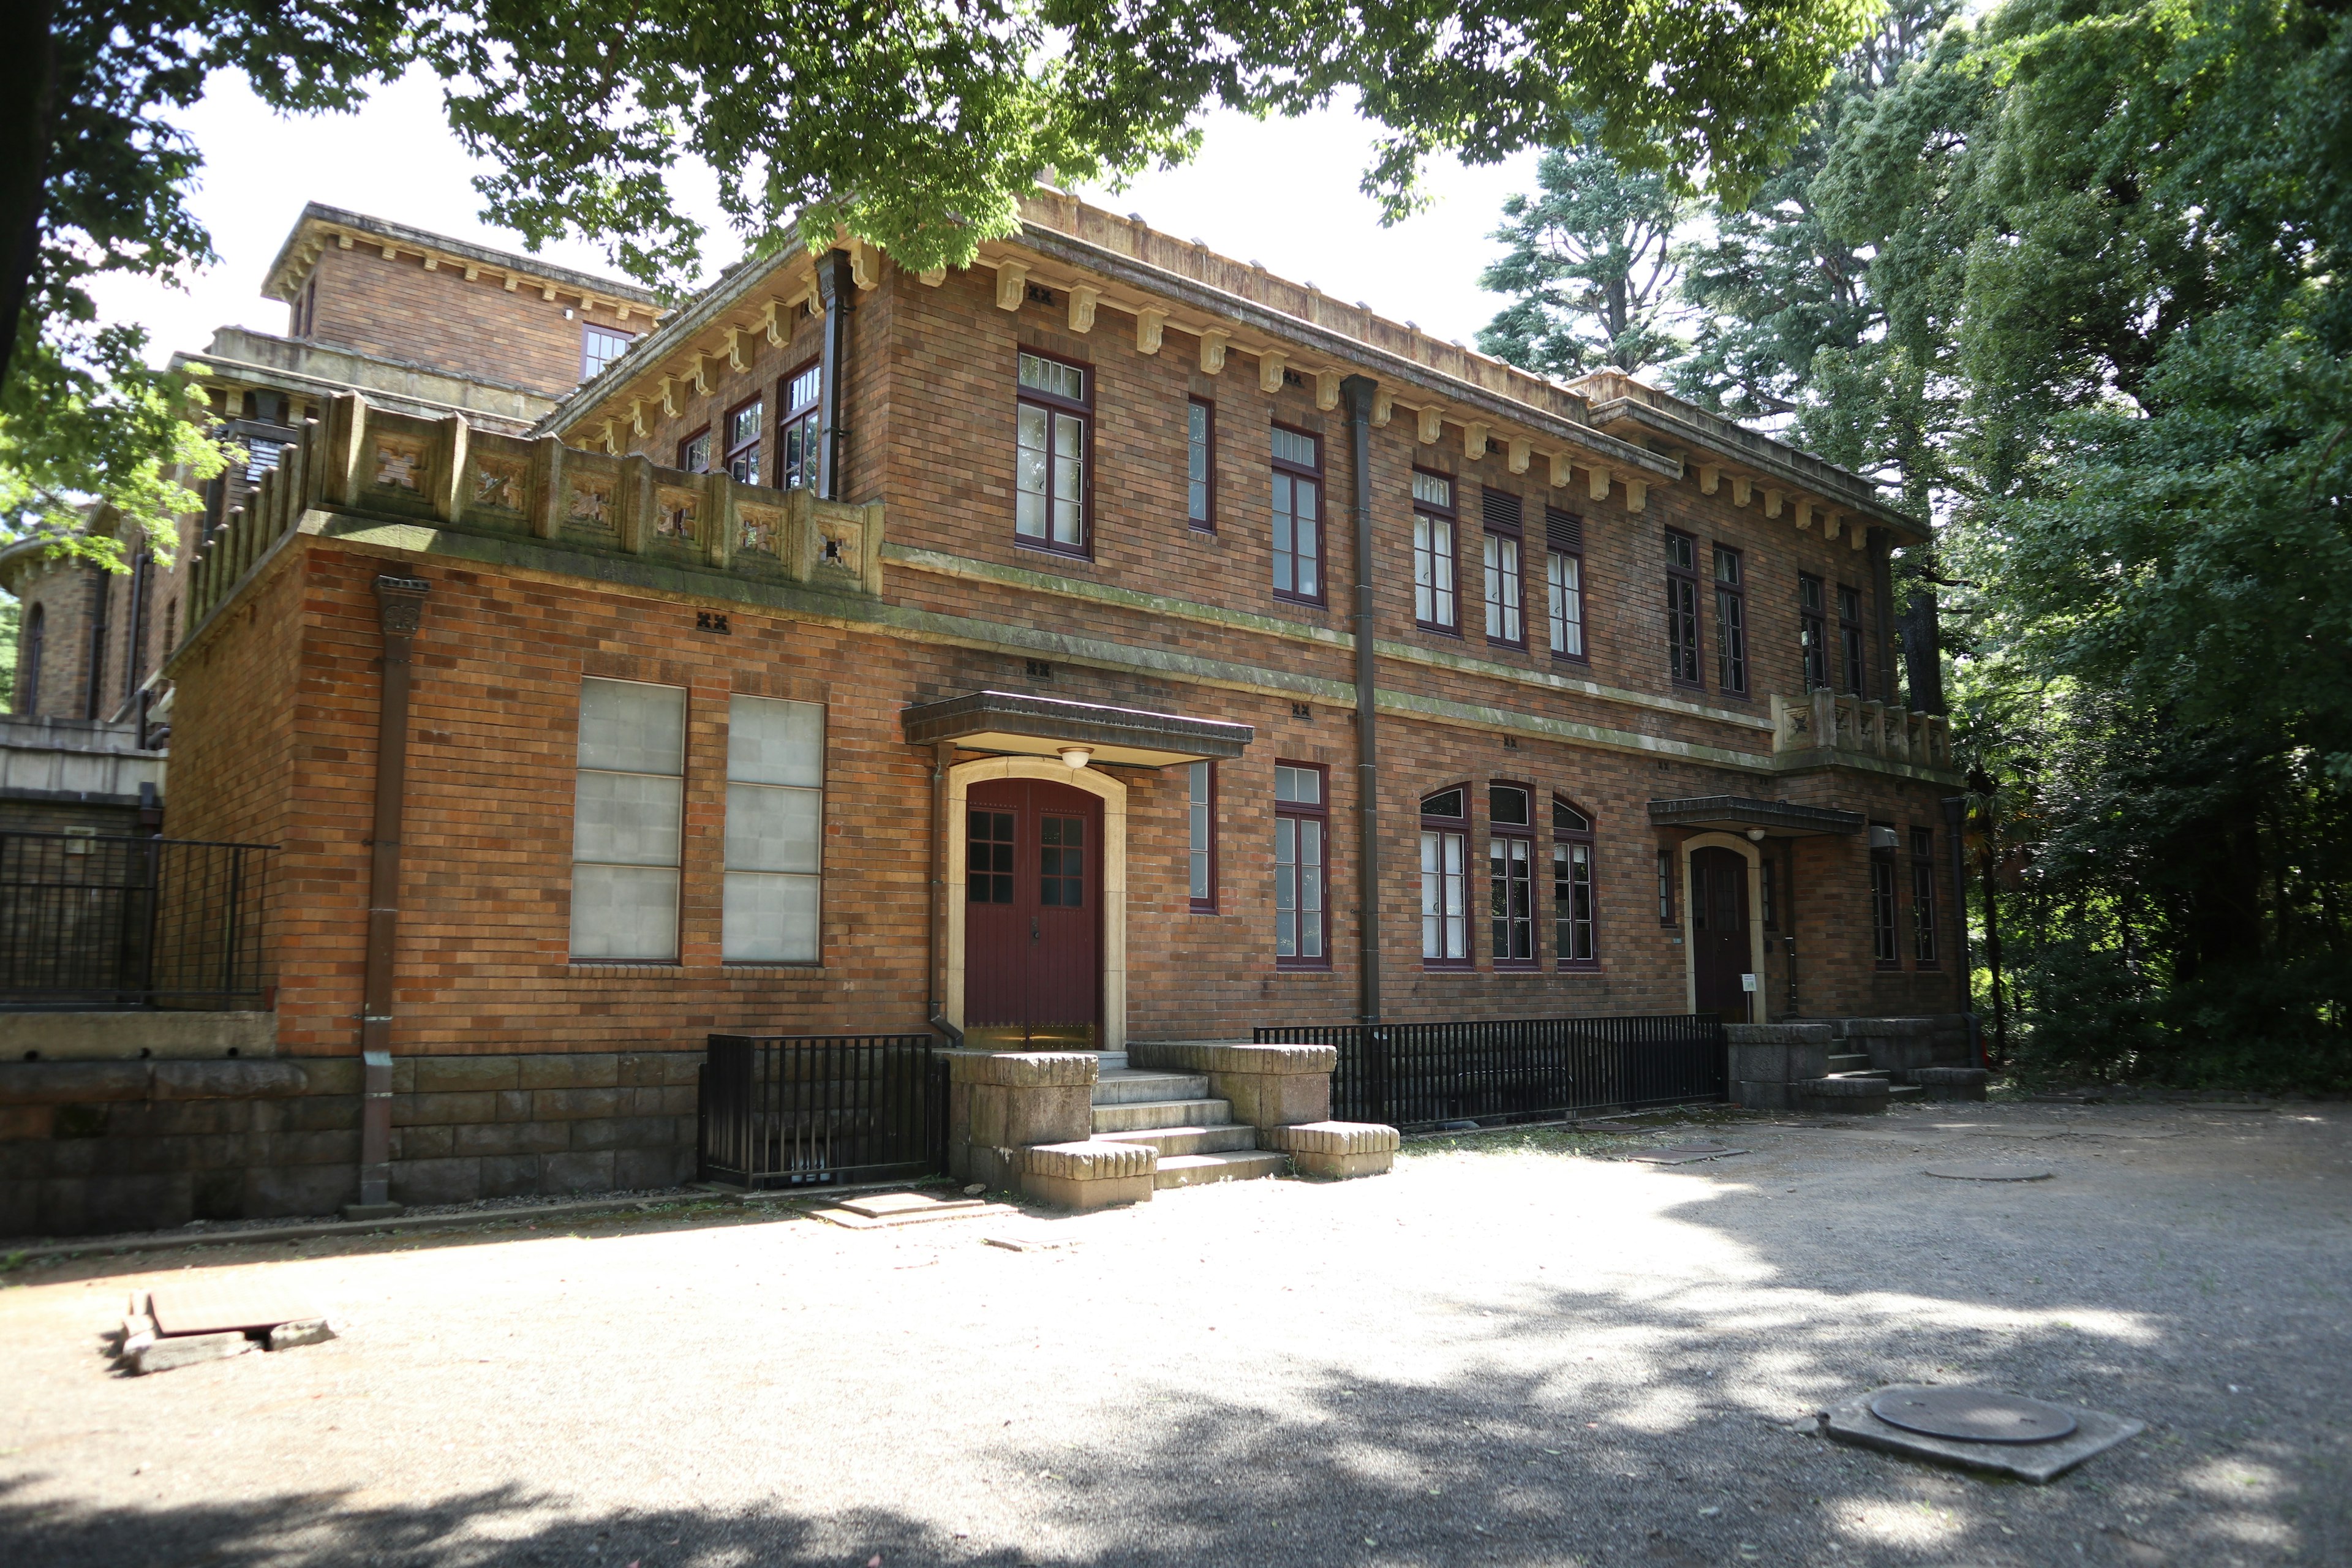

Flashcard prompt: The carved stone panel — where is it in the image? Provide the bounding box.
[472,456,527,513]
[566,479,615,532]
[654,486,701,548]
[374,437,428,494]
[737,505,783,558]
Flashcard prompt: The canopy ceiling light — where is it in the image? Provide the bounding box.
[1060,746,1093,771]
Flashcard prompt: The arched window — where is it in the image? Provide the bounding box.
[1553,797,1599,968]
[1419,785,1469,968]
[18,602,43,714]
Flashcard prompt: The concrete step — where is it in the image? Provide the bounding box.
[1098,1124,1261,1156]
[1091,1098,1235,1134]
[1153,1150,1287,1189]
[1828,1068,1891,1082]
[1887,1084,1926,1101]
[1092,1069,1211,1107]
[1826,1054,1874,1074]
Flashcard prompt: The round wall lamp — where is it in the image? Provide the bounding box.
[1746,827,1768,842]
[1059,745,1094,771]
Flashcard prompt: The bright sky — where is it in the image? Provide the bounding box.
[91,68,1541,368]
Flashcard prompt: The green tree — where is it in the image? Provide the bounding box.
[1474,132,1692,378]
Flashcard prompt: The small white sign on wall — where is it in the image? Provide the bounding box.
[1741,973,1758,992]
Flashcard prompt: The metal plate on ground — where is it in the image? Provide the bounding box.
[149,1279,323,1337]
[1924,1163,2054,1182]
[1628,1146,1749,1166]
[813,1200,1019,1231]
[838,1191,984,1219]
[1827,1385,2141,1483]
[1869,1387,2078,1444]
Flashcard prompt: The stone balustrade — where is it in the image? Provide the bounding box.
[1770,688,1953,772]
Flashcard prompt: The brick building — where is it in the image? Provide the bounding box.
[0,195,1971,1236]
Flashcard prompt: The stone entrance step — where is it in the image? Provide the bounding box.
[1086,1064,1287,1191]
[1826,1054,1875,1074]
[1097,1123,1262,1156]
[1092,1069,1211,1106]
[1153,1150,1289,1189]
[1091,1096,1234,1134]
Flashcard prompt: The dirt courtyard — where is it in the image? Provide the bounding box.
[3,1099,2346,1567]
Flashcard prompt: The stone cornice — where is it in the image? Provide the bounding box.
[261,202,664,313]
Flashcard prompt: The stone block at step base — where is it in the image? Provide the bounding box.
[267,1318,337,1351]
[132,1331,254,1374]
[1129,1041,1335,1129]
[943,1051,1101,1181]
[1258,1121,1401,1179]
[1913,1067,1991,1102]
[1735,1079,1791,1113]
[1794,1077,1890,1115]
[1724,1024,1833,1089]
[1017,1139,1156,1211]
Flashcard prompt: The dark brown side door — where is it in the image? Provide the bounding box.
[965,778,1102,1046]
[1690,846,1750,1020]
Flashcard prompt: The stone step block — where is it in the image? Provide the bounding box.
[1794,1076,1890,1115]
[1153,1150,1287,1189]
[1016,1139,1156,1211]
[1259,1120,1401,1178]
[1914,1067,1992,1102]
[1096,1124,1261,1156]
[1826,1054,1874,1073]
[1091,1070,1211,1107]
[1090,1097,1234,1134]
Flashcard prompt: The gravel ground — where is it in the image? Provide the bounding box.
[2,1099,2346,1567]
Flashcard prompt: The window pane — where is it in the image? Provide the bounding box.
[1019,353,1084,401]
[1554,799,1590,834]
[1188,761,1212,901]
[1412,472,1450,508]
[579,679,684,775]
[788,365,822,410]
[1016,405,1049,538]
[574,771,684,866]
[725,782,821,873]
[1294,478,1320,598]
[727,695,822,787]
[1490,785,1529,826]
[1548,551,1583,657]
[723,871,820,963]
[1272,427,1316,468]
[1276,765,1321,805]
[570,864,680,962]
[1188,402,1211,524]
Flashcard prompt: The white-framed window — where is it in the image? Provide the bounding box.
[1484,533,1523,644]
[570,678,685,961]
[1017,352,1088,551]
[1420,785,1469,965]
[1275,762,1327,964]
[1412,472,1457,631]
[1547,549,1585,658]
[723,695,824,963]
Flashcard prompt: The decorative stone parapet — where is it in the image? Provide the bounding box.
[1016,1139,1156,1210]
[940,1050,1098,1186]
[1128,1041,1337,1128]
[1259,1121,1400,1179]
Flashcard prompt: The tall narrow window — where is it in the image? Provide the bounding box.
[1665,529,1703,687]
[780,363,821,490]
[1188,761,1216,912]
[1800,574,1829,689]
[1271,426,1322,603]
[1412,472,1458,631]
[1420,786,1469,967]
[677,428,712,474]
[1553,798,1597,968]
[1870,824,1901,965]
[1187,398,1216,530]
[1910,826,1939,966]
[1275,763,1328,966]
[1839,584,1866,695]
[1714,545,1747,695]
[1546,508,1586,661]
[582,324,632,379]
[1657,848,1676,925]
[1762,856,1778,932]
[723,696,823,962]
[724,396,763,486]
[1482,490,1525,646]
[19,603,42,714]
[1016,351,1089,552]
[1490,783,1535,967]
[570,678,685,962]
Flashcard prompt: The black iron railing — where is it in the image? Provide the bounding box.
[0,833,274,1008]
[1256,1014,1728,1132]
[699,1034,948,1188]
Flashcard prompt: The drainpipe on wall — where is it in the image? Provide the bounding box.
[814,251,856,502]
[1341,375,1382,1025]
[1942,794,1980,1067]
[344,573,429,1222]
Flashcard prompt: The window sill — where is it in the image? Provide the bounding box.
[1188,901,1218,915]
[721,961,826,971]
[1275,959,1335,973]
[1013,537,1094,564]
[1874,961,1905,973]
[1272,592,1329,611]
[1415,622,1464,639]
[1421,959,1474,973]
[1550,650,1590,666]
[1913,962,1943,972]
[1492,962,1540,974]
[1486,638,1528,654]
[1556,963,1605,976]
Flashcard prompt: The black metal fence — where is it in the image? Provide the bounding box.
[699,1034,948,1188]
[1256,1014,1728,1132]
[0,833,274,1008]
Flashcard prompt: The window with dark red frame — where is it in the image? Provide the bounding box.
[724,396,763,486]
[1870,823,1901,966]
[1910,826,1939,966]
[1714,544,1748,695]
[1271,426,1323,603]
[1657,847,1676,925]
[1800,573,1830,689]
[779,363,821,490]
[1489,783,1536,967]
[1412,472,1459,632]
[1482,490,1525,647]
[1016,350,1090,554]
[1665,529,1703,687]
[1187,398,1216,530]
[677,427,712,474]
[1839,583,1866,696]
[1553,797,1598,968]
[1546,508,1586,661]
[1420,785,1470,967]
[1187,761,1217,913]
[1275,762,1329,967]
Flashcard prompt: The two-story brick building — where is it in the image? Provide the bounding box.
[1,194,1971,1235]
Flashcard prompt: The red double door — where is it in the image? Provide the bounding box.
[1690,846,1752,1021]
[965,778,1102,1047]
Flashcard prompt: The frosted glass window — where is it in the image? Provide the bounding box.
[723,695,824,962]
[570,678,685,961]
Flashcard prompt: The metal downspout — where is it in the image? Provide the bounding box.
[814,251,856,502]
[1942,794,1980,1066]
[346,573,429,1219]
[1341,375,1381,1024]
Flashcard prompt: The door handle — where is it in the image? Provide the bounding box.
[1031,915,1040,942]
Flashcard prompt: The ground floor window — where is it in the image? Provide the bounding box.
[1275,763,1327,966]
[722,695,824,962]
[1871,826,1901,965]
[571,677,685,961]
[1420,786,1468,967]
[1489,783,1534,966]
[1910,826,1939,965]
[1553,799,1597,967]
[1188,761,1216,912]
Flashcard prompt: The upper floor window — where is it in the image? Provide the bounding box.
[725,397,763,486]
[678,428,712,474]
[571,677,685,962]
[1188,398,1216,530]
[1275,763,1329,967]
[1800,573,1829,690]
[1420,785,1469,967]
[291,278,318,339]
[1016,351,1088,553]
[1665,529,1703,687]
[1714,545,1747,695]
[1482,491,1525,647]
[1838,584,1866,696]
[583,324,632,379]
[1553,797,1597,968]
[1412,472,1458,632]
[1545,508,1585,661]
[1910,826,1939,967]
[1271,426,1322,603]
[780,363,821,490]
[1489,783,1535,967]
[723,695,824,963]
[1188,761,1217,913]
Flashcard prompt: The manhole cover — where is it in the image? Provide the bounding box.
[1869,1387,2078,1444]
[1924,1163,2054,1182]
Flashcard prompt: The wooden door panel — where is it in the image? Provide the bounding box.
[1691,846,1749,1019]
[963,779,1101,1039]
